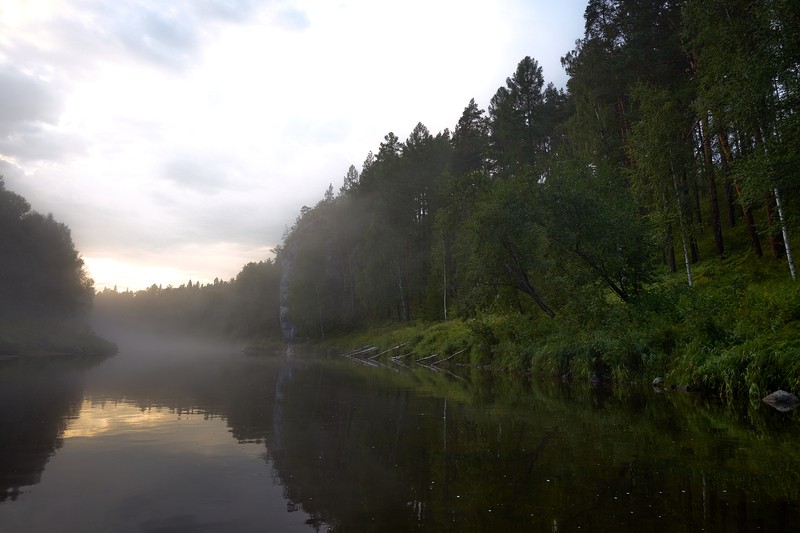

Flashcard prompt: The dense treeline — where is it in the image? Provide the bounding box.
[0,177,112,355]
[278,0,800,394]
[79,0,799,394]
[93,260,282,341]
[0,178,94,319]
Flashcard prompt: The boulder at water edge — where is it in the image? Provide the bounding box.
[762,390,800,412]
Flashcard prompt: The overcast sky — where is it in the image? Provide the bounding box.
[0,0,586,291]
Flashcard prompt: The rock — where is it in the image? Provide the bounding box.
[762,390,800,412]
[652,376,664,387]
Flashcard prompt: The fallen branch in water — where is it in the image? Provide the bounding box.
[415,360,440,372]
[342,346,379,358]
[389,357,414,370]
[341,346,368,357]
[431,348,468,366]
[369,343,408,360]
[351,356,380,367]
[416,353,439,363]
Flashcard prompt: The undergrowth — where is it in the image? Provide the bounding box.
[323,247,800,401]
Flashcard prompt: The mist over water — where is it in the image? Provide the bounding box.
[2,320,800,531]
[0,318,319,532]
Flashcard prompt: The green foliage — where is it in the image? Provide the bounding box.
[411,320,471,360]
[540,158,655,302]
[664,262,800,397]
[0,178,94,320]
[271,2,800,398]
[0,178,108,355]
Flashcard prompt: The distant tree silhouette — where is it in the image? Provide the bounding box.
[0,177,94,320]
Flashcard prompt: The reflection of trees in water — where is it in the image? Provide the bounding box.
[5,347,799,531]
[267,359,415,531]
[0,348,284,507]
[0,359,88,502]
[262,360,574,530]
[257,359,800,532]
[85,350,282,444]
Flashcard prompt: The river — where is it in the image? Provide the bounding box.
[1,330,799,532]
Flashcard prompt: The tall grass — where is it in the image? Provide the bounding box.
[325,239,799,400]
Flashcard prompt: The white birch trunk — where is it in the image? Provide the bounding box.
[672,171,694,288]
[774,186,797,281]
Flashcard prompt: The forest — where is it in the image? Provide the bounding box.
[93,260,283,341]
[273,0,800,396]
[0,177,113,357]
[23,0,800,397]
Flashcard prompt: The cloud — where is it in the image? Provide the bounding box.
[146,186,289,248]
[196,0,274,23]
[0,127,89,165]
[272,5,310,31]
[0,0,590,291]
[0,159,24,183]
[161,156,232,194]
[0,66,62,136]
[95,0,306,71]
[109,3,201,71]
[1,1,280,79]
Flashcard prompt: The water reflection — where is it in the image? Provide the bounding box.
[0,357,86,503]
[265,358,800,531]
[0,338,323,532]
[1,336,799,532]
[63,401,187,439]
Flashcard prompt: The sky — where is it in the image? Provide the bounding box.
[0,0,587,291]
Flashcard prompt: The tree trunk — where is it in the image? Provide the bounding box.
[518,271,556,317]
[665,226,677,272]
[441,231,448,321]
[501,241,555,317]
[680,170,700,264]
[672,170,694,288]
[691,171,702,225]
[719,133,763,258]
[701,116,724,254]
[391,255,409,322]
[774,186,797,281]
[717,134,738,227]
[743,206,764,258]
[765,192,785,260]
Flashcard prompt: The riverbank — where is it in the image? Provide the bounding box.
[319,249,800,401]
[0,319,118,359]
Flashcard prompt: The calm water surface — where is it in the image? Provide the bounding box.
[1,331,799,532]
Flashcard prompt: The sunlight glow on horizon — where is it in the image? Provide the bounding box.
[85,241,275,292]
[84,257,209,292]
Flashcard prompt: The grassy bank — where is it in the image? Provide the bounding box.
[0,318,118,359]
[321,247,799,401]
